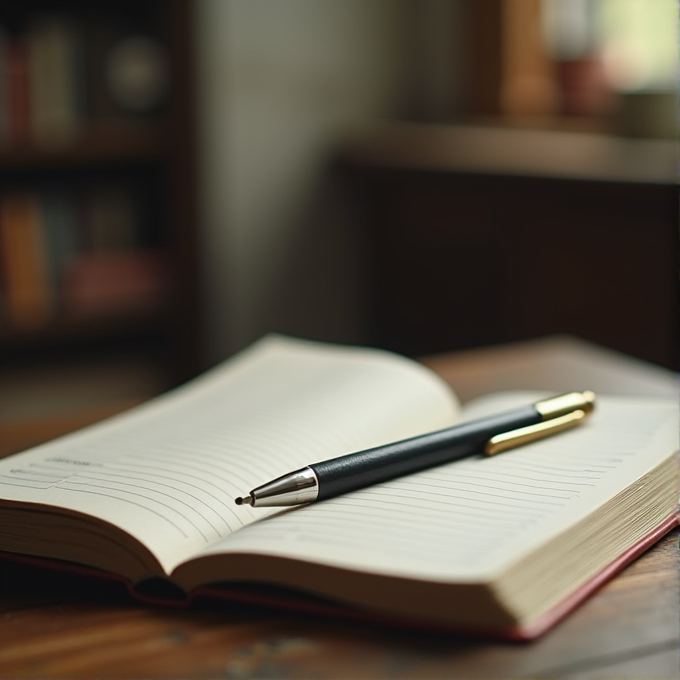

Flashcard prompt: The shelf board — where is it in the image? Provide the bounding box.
[0,303,173,351]
[0,123,169,170]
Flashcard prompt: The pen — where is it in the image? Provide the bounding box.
[235,391,596,508]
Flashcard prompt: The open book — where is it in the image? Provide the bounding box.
[0,336,677,639]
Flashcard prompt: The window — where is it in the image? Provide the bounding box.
[465,0,677,132]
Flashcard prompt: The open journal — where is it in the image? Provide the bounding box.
[0,336,677,639]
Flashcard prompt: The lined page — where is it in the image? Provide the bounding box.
[0,336,458,573]
[184,392,677,582]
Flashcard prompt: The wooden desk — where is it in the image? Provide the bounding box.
[1,341,678,679]
[0,531,676,679]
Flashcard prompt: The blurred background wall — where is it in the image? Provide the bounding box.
[196,0,466,360]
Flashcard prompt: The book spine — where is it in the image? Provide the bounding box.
[27,16,84,146]
[86,184,140,252]
[5,37,30,145]
[0,193,54,330]
[41,191,78,293]
[0,28,7,146]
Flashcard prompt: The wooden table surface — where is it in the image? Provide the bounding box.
[1,343,678,679]
[1,528,677,679]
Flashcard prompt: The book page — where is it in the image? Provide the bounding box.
[176,391,677,587]
[0,336,459,575]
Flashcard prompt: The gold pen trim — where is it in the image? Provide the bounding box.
[534,390,596,420]
[485,409,590,456]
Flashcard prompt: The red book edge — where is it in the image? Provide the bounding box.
[1,513,677,641]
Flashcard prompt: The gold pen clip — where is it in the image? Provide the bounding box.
[485,391,596,456]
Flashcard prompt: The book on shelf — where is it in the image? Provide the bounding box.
[0,11,169,148]
[0,20,80,148]
[0,192,54,329]
[3,34,30,145]
[0,29,7,144]
[26,15,83,146]
[61,249,166,316]
[0,185,166,330]
[0,335,677,640]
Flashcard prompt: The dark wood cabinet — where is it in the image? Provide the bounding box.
[344,125,678,369]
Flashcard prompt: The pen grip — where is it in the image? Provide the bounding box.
[311,405,539,501]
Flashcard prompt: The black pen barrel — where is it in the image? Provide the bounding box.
[311,405,540,501]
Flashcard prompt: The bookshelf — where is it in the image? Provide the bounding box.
[0,0,199,422]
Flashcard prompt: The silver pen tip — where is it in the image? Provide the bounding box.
[235,495,252,506]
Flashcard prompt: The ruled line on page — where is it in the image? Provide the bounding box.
[52,484,192,538]
[192,398,678,580]
[57,479,213,542]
